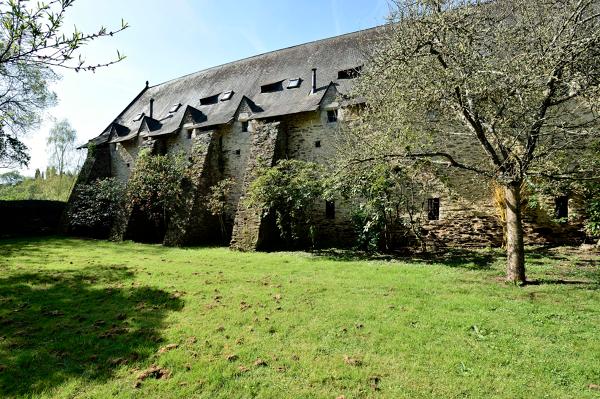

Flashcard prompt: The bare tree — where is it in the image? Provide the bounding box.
[342,0,600,283]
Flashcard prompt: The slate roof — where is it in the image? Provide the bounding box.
[87,26,385,146]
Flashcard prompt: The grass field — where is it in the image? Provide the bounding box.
[0,237,598,398]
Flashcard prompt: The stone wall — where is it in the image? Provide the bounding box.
[284,110,356,247]
[164,130,222,246]
[230,122,282,251]
[66,101,589,250]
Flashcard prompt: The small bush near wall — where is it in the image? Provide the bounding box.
[0,200,65,238]
[67,178,125,238]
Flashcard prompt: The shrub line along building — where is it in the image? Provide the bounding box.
[69,26,586,250]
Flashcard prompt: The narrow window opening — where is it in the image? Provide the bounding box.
[219,136,223,149]
[200,94,220,106]
[555,196,569,219]
[126,163,130,168]
[242,121,249,132]
[187,130,193,139]
[235,149,241,156]
[315,140,321,148]
[261,81,284,93]
[325,201,335,219]
[427,198,440,221]
[327,110,338,123]
[337,66,363,79]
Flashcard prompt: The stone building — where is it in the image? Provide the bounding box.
[70,27,587,250]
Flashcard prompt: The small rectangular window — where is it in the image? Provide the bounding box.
[327,110,338,123]
[242,121,249,132]
[221,91,234,101]
[315,140,321,148]
[427,198,440,221]
[338,66,363,79]
[126,162,130,168]
[325,201,335,219]
[555,196,569,219]
[261,81,284,93]
[156,140,168,155]
[235,149,241,156]
[287,78,302,89]
[187,130,193,139]
[200,94,220,106]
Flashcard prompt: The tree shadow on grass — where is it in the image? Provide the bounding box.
[407,249,503,271]
[312,248,503,271]
[0,265,183,397]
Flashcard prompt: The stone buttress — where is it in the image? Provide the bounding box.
[164,130,220,246]
[230,122,282,251]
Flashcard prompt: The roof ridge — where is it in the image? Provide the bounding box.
[148,24,385,89]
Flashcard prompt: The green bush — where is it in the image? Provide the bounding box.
[126,150,188,227]
[247,159,325,248]
[68,178,125,236]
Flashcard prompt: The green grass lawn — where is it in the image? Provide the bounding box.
[0,237,598,398]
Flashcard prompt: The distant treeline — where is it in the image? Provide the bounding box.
[0,167,78,202]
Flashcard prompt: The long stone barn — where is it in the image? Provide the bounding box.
[68,27,587,250]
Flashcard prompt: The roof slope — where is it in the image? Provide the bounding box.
[90,26,385,146]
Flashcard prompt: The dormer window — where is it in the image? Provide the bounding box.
[200,94,220,106]
[261,81,284,93]
[169,103,182,113]
[221,91,234,101]
[133,113,144,122]
[338,66,363,79]
[287,78,302,89]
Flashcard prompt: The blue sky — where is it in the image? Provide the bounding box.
[17,0,390,175]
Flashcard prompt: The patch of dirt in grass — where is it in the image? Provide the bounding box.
[157,343,179,354]
[254,358,267,367]
[369,375,381,391]
[344,355,363,367]
[134,365,171,388]
[226,354,238,362]
[99,326,129,339]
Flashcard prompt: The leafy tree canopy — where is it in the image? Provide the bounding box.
[0,0,128,169]
[342,0,600,283]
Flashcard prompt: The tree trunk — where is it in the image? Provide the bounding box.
[504,182,526,284]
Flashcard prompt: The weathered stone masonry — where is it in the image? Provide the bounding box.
[230,122,282,250]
